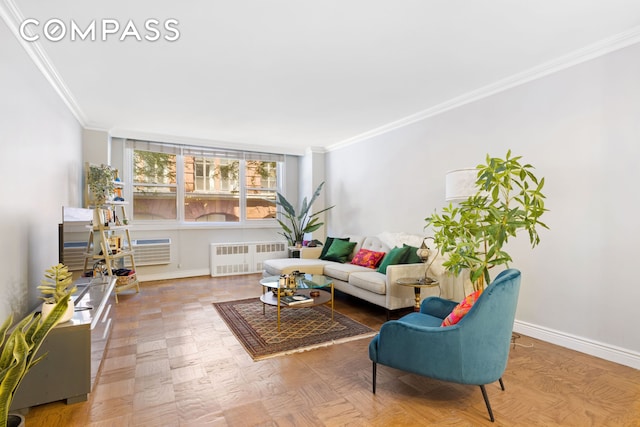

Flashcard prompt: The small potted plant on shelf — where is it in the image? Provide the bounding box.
[37,263,77,323]
[0,292,71,427]
[87,164,115,206]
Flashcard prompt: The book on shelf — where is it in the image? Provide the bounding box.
[280,294,314,306]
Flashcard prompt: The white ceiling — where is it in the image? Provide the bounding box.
[4,1,640,154]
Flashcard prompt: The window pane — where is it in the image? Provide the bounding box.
[134,151,176,184]
[184,193,240,222]
[184,156,240,222]
[247,189,276,219]
[133,185,177,220]
[246,160,277,189]
[246,161,277,220]
[133,151,177,220]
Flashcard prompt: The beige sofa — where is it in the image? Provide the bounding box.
[262,235,436,318]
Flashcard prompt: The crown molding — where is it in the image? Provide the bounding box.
[327,25,640,153]
[0,0,87,125]
[305,146,327,155]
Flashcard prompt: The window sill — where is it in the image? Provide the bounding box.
[129,221,281,232]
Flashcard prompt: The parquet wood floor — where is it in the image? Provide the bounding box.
[23,274,640,426]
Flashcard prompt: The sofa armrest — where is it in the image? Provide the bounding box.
[385,263,427,285]
[383,263,428,309]
[300,247,322,259]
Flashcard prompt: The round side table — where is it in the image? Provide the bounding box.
[396,277,440,312]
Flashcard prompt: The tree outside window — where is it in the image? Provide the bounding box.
[133,151,177,220]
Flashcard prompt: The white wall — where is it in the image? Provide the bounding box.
[325,43,640,366]
[0,21,83,320]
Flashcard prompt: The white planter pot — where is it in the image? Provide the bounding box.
[41,300,75,323]
[8,413,25,427]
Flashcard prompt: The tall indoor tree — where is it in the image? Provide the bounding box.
[425,150,548,293]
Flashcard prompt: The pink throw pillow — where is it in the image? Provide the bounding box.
[441,290,481,326]
[350,249,386,269]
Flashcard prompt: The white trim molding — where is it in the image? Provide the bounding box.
[0,0,87,125]
[328,25,640,152]
[514,320,640,370]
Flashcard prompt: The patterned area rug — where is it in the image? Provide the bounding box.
[213,298,376,360]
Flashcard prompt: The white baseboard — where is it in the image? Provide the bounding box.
[513,320,640,370]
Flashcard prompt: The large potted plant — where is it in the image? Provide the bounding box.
[0,293,71,427]
[276,181,335,246]
[425,150,548,293]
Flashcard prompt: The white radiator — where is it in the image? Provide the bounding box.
[63,238,171,271]
[210,241,287,277]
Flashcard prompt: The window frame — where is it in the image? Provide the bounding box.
[124,140,283,227]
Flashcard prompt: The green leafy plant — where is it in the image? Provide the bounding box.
[37,264,77,304]
[276,182,335,246]
[425,150,548,292]
[88,164,115,205]
[0,293,71,425]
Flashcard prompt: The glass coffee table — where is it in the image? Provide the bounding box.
[259,274,334,331]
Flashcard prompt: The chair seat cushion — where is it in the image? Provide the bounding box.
[398,312,444,328]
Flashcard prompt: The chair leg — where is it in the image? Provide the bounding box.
[498,377,505,391]
[372,362,377,394]
[479,385,495,422]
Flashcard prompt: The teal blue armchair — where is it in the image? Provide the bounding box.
[368,269,521,422]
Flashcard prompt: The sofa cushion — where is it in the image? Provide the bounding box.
[323,263,371,282]
[359,236,390,254]
[350,249,386,269]
[349,271,387,295]
[377,246,410,274]
[321,239,357,263]
[319,236,349,259]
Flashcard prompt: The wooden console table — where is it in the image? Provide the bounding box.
[10,276,115,410]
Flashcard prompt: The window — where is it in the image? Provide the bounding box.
[246,159,277,220]
[132,150,177,220]
[127,140,283,224]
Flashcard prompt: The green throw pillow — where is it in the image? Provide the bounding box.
[321,239,357,263]
[402,244,423,264]
[377,246,410,274]
[319,236,349,259]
